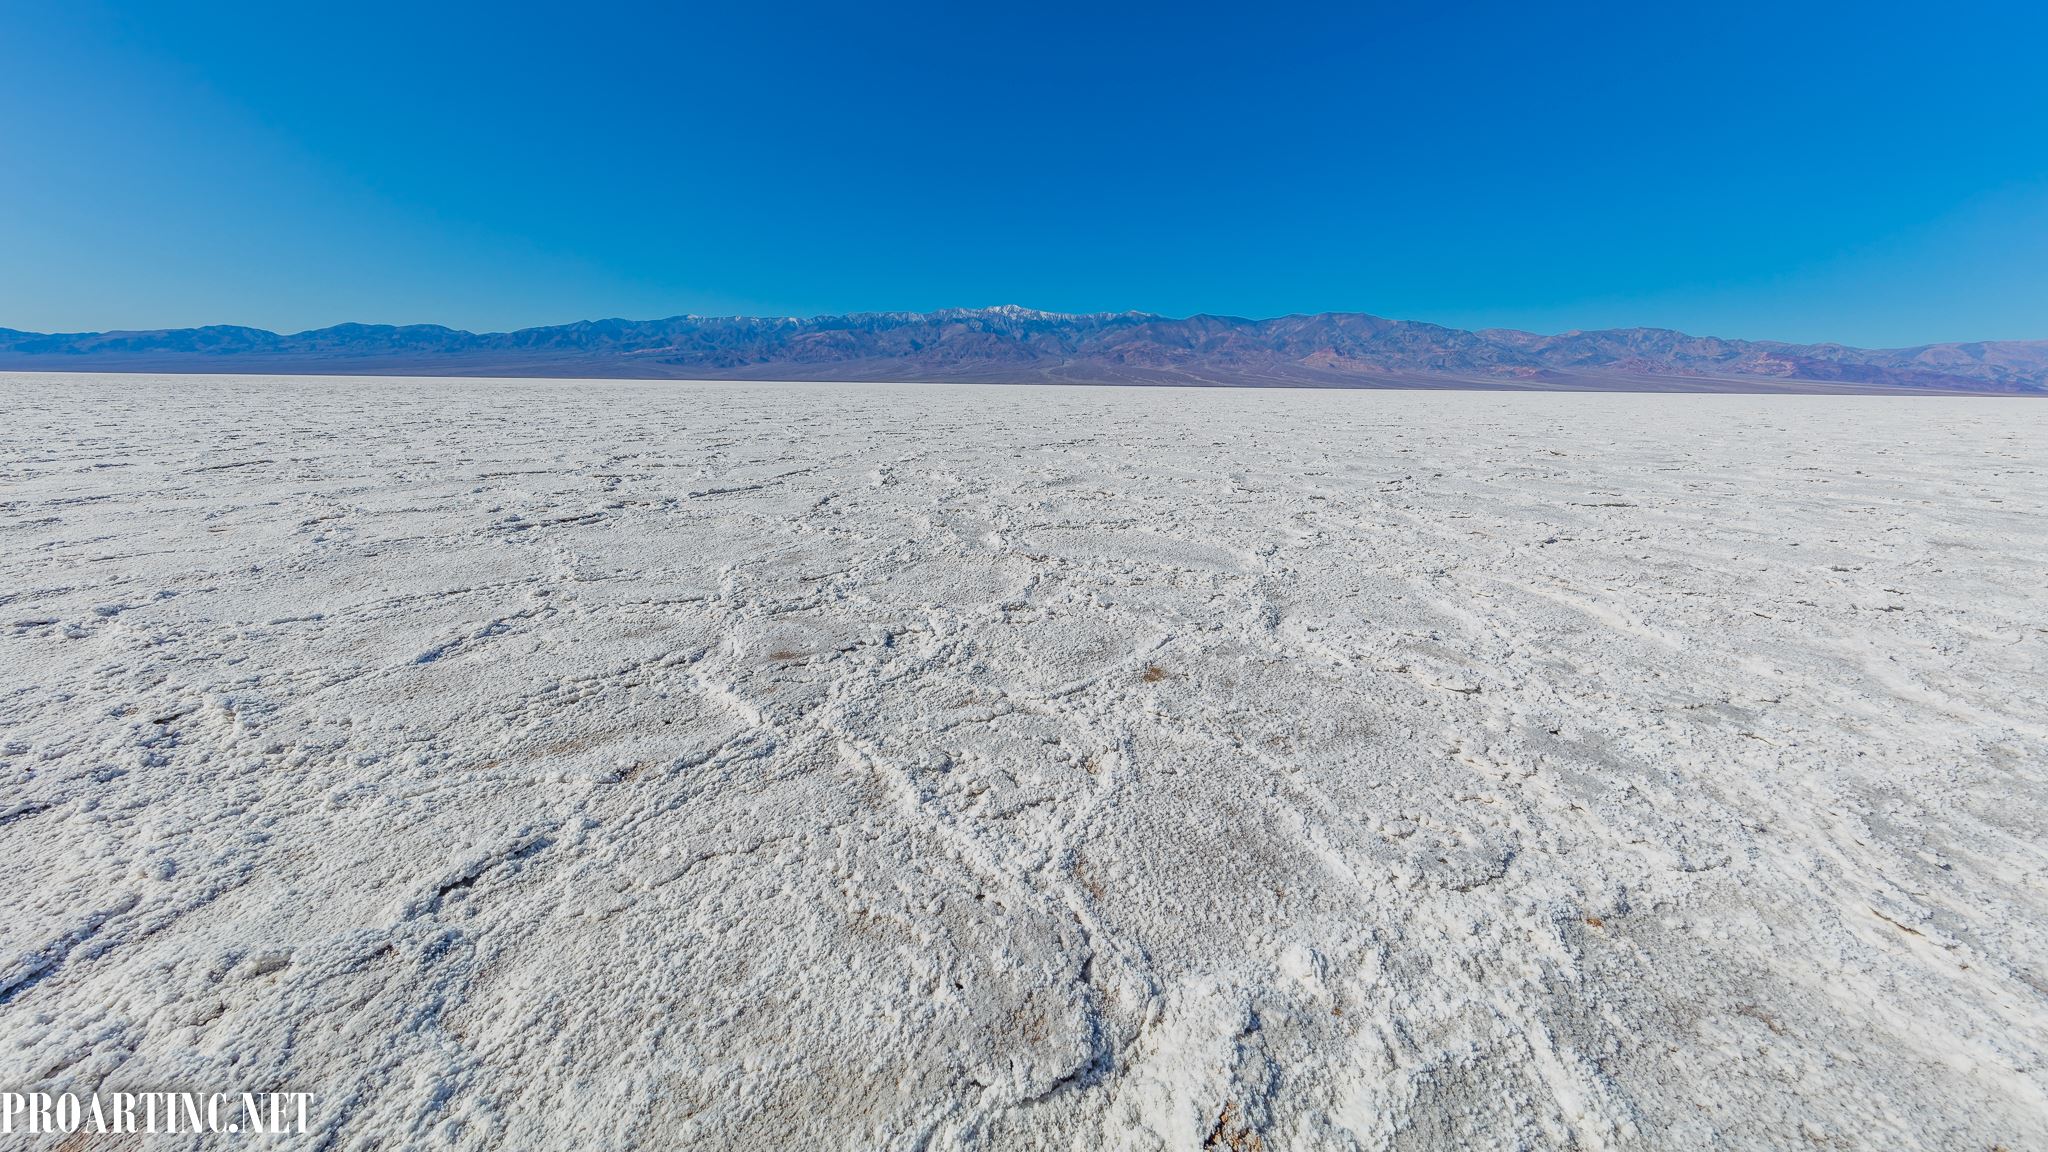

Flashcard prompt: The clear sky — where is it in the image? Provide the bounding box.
[4,0,2044,346]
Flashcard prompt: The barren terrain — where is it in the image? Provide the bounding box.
[2,374,2044,1149]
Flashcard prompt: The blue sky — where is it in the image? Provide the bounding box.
[3,0,2044,345]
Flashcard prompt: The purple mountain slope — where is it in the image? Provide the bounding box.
[2,307,2041,392]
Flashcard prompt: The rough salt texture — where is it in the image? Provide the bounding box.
[1,374,2044,1151]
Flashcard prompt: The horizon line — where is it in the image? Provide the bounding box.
[7,306,2044,353]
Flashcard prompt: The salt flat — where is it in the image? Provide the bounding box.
[2,374,2044,1150]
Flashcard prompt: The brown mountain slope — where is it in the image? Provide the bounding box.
[1,307,2040,392]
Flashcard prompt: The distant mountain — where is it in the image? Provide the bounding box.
[2,306,2042,392]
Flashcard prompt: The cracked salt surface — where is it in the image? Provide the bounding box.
[1,373,2044,1149]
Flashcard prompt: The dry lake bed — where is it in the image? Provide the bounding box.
[2,374,2044,1150]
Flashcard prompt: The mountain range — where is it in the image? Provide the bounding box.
[3,306,2043,393]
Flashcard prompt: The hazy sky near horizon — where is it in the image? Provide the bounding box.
[4,1,2044,346]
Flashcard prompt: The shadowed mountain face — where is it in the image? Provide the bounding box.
[2,306,2042,392]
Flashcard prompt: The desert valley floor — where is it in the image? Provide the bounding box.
[2,374,2044,1150]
